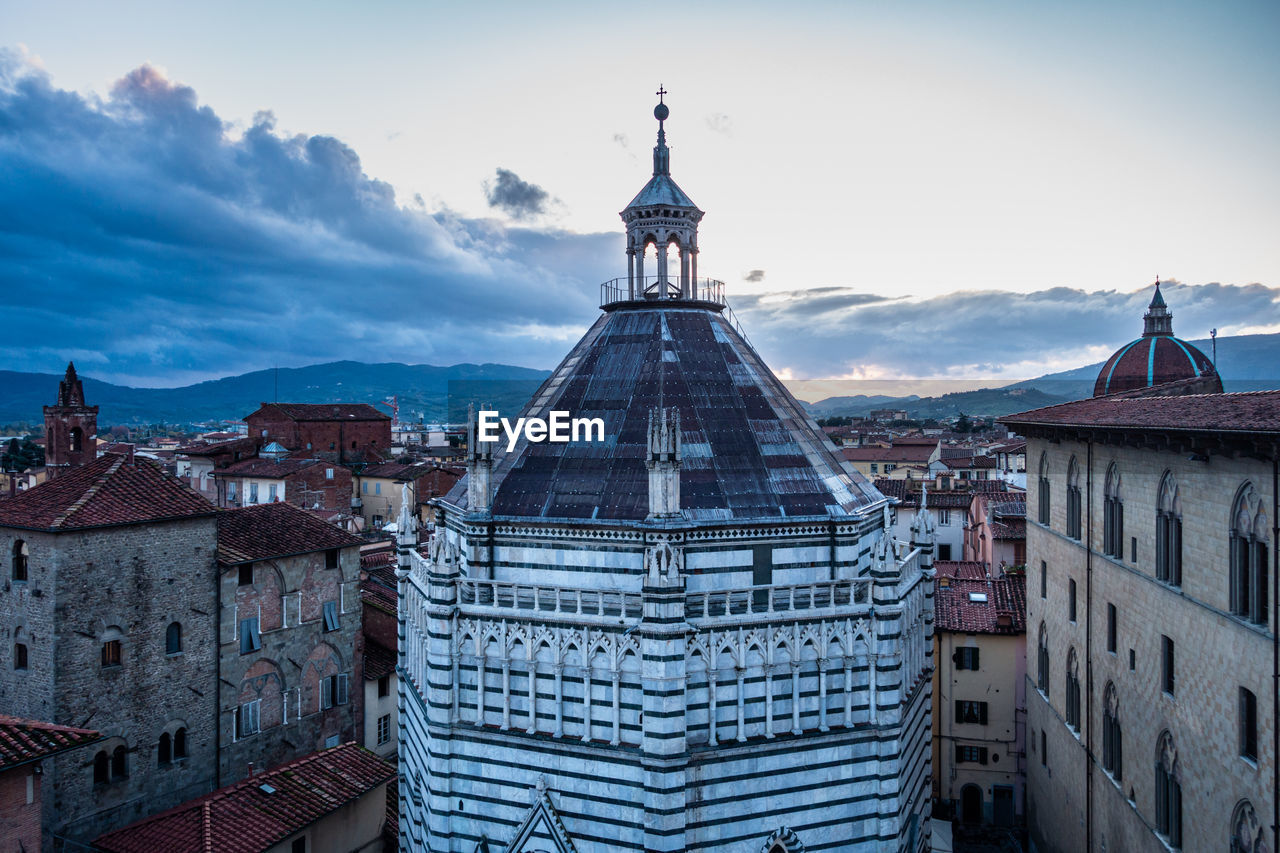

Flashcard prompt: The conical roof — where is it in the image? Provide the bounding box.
[446,303,883,522]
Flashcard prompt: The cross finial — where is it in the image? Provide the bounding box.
[656,85,667,103]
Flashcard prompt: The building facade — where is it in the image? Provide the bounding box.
[245,403,392,464]
[398,97,935,853]
[1004,390,1277,853]
[42,362,98,476]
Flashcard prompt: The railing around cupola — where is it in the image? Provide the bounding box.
[600,276,725,308]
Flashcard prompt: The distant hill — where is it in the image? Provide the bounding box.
[802,395,920,418]
[1012,332,1280,400]
[803,387,1069,420]
[0,361,551,427]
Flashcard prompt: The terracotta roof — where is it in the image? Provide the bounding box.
[991,518,1026,540]
[215,457,326,478]
[934,561,988,580]
[177,437,260,458]
[873,479,998,509]
[1094,335,1220,396]
[248,403,389,422]
[364,640,397,680]
[217,502,363,565]
[359,462,436,480]
[360,546,396,570]
[362,572,397,615]
[93,743,395,853]
[0,715,102,771]
[842,444,935,463]
[1001,390,1280,435]
[0,455,215,532]
[935,570,1026,635]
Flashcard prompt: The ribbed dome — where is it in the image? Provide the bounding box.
[1093,283,1222,397]
[446,303,882,522]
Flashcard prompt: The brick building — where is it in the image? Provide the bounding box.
[353,461,461,530]
[1003,390,1277,853]
[0,454,221,845]
[0,715,102,850]
[245,403,391,464]
[216,501,365,783]
[43,362,98,477]
[931,561,1027,828]
[212,455,353,514]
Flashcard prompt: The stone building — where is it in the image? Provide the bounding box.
[1003,387,1277,853]
[0,715,102,851]
[215,501,365,782]
[212,454,353,513]
[931,561,1026,827]
[398,96,936,853]
[0,453,221,844]
[43,362,98,476]
[245,403,392,464]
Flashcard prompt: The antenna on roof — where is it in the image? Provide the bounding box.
[1210,328,1217,368]
[274,365,279,403]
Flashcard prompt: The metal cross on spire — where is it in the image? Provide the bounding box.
[656,84,667,103]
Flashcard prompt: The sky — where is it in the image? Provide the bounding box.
[2,0,1278,388]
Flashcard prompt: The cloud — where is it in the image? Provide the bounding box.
[612,133,629,149]
[744,269,766,283]
[734,281,1280,380]
[484,167,550,220]
[0,55,617,386]
[706,112,732,136]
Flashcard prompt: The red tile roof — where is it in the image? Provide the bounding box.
[215,457,326,478]
[1001,390,1280,435]
[0,715,102,771]
[93,743,395,853]
[935,569,1026,635]
[991,518,1026,540]
[217,502,364,566]
[248,403,389,422]
[362,572,398,616]
[842,444,935,463]
[364,639,397,680]
[0,455,216,532]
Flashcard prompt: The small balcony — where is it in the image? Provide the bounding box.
[601,276,725,309]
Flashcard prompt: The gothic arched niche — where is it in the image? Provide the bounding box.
[759,827,806,853]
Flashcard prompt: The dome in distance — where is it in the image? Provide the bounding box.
[1093,282,1222,397]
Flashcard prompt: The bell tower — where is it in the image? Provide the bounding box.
[43,362,99,476]
[1142,279,1174,336]
[620,87,705,300]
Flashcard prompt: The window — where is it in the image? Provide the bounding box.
[69,427,83,452]
[238,564,253,586]
[1040,560,1047,599]
[1065,648,1081,732]
[101,627,123,668]
[954,700,988,725]
[1102,682,1122,780]
[11,539,28,582]
[1156,472,1182,585]
[362,481,369,494]
[1233,801,1265,853]
[321,673,350,709]
[325,548,339,569]
[1037,453,1050,524]
[378,675,390,698]
[1037,623,1049,696]
[237,700,261,738]
[158,732,171,764]
[1161,635,1175,696]
[268,483,278,502]
[239,617,261,655]
[165,622,182,655]
[13,641,27,671]
[939,508,951,525]
[1155,731,1182,848]
[870,463,878,474]
[1230,483,1270,626]
[955,744,988,764]
[1106,603,1117,653]
[249,482,258,504]
[292,838,307,853]
[1068,578,1077,622]
[1065,457,1082,540]
[1103,463,1123,557]
[375,482,381,496]
[1039,729,1047,767]
[955,646,980,671]
[322,601,340,632]
[1239,687,1257,761]
[174,728,187,760]
[377,713,391,745]
[111,745,127,778]
[325,468,334,480]
[93,750,110,784]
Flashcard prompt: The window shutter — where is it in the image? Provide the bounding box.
[979,703,988,725]
[970,648,979,670]
[321,676,334,709]
[337,673,349,705]
[954,700,963,723]
[979,748,988,765]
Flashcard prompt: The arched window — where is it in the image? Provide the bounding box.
[69,427,83,452]
[1230,483,1269,625]
[1154,731,1181,848]
[93,750,110,784]
[13,627,27,671]
[1102,682,1122,780]
[1065,648,1081,732]
[158,732,171,764]
[111,745,128,778]
[1066,457,1082,540]
[101,626,124,668]
[1037,453,1050,524]
[174,727,188,760]
[1037,623,1049,697]
[1156,472,1182,586]
[1231,800,1265,853]
[1103,463,1123,557]
[165,622,182,655]
[11,539,27,582]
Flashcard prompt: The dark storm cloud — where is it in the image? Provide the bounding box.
[734,282,1280,378]
[484,168,550,220]
[0,56,614,385]
[743,269,766,283]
